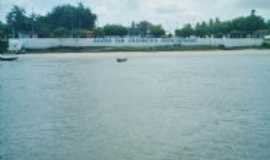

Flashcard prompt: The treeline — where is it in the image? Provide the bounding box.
[0,4,166,38]
[4,4,97,38]
[175,10,270,38]
[94,22,166,37]
[1,4,270,39]
[0,21,8,53]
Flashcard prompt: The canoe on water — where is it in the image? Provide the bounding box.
[0,56,18,61]
[116,58,128,63]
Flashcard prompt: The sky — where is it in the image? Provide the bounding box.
[0,0,270,32]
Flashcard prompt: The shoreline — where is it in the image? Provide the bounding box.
[16,44,269,54]
[16,49,270,60]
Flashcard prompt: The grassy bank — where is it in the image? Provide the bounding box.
[23,45,243,53]
[16,42,270,53]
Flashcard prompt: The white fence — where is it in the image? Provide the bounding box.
[183,38,264,47]
[8,37,264,51]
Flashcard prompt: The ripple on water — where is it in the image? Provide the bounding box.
[1,51,270,160]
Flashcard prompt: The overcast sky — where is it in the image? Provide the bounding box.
[1,0,270,32]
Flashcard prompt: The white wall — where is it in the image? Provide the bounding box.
[9,37,180,50]
[8,39,23,51]
[181,38,263,47]
[8,37,264,51]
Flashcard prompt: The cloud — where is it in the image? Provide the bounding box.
[237,0,270,9]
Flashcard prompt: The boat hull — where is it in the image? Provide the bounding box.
[0,56,18,61]
[116,58,128,63]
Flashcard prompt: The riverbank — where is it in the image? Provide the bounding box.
[16,49,270,61]
[20,44,270,54]
[22,45,220,53]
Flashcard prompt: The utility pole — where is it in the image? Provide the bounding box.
[77,1,82,38]
[30,7,35,38]
[12,17,15,38]
[77,5,80,38]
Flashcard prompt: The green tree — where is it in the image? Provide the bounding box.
[245,10,266,34]
[128,21,140,36]
[267,20,270,30]
[0,21,8,38]
[47,4,77,31]
[0,39,8,53]
[34,15,51,37]
[6,5,31,36]
[229,11,266,36]
[175,24,194,37]
[47,3,96,34]
[167,33,173,38]
[76,3,97,30]
[175,10,268,38]
[128,21,166,37]
[208,19,215,35]
[53,27,70,37]
[194,22,208,37]
[93,27,105,37]
[149,25,165,37]
[103,25,128,36]
[136,21,153,36]
[0,21,8,53]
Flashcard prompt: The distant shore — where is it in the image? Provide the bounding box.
[18,44,270,54]
[16,49,270,61]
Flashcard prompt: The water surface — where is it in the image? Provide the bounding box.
[1,50,270,160]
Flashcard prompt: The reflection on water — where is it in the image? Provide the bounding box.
[1,51,270,160]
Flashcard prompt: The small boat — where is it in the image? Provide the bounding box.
[0,55,18,61]
[116,58,128,63]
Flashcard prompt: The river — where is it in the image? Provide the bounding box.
[1,50,270,160]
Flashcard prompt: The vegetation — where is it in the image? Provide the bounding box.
[5,3,97,38]
[2,4,166,38]
[0,39,8,53]
[268,20,270,30]
[175,24,193,38]
[92,21,166,37]
[128,21,165,37]
[22,45,227,53]
[47,3,97,36]
[175,10,270,38]
[1,4,270,39]
[6,6,30,37]
[102,25,128,37]
[0,21,8,53]
[0,21,8,38]
[149,25,166,37]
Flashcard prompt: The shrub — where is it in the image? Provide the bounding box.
[262,42,270,48]
[0,39,8,53]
